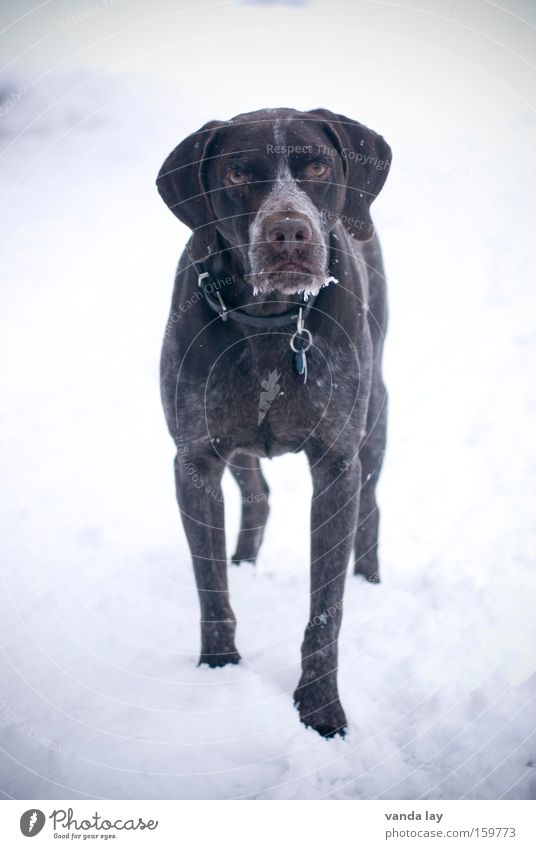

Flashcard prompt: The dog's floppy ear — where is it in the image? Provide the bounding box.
[156,120,225,257]
[308,109,391,241]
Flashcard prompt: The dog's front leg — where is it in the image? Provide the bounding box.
[294,449,361,737]
[174,451,240,667]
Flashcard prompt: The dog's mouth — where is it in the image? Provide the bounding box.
[247,249,328,297]
[270,258,315,274]
[247,264,327,297]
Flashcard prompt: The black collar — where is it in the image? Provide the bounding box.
[198,270,318,329]
[187,245,338,329]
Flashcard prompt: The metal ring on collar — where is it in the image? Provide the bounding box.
[290,329,313,352]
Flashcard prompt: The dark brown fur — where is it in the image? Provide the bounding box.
[157,108,391,737]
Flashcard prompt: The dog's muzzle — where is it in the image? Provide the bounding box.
[247,181,329,297]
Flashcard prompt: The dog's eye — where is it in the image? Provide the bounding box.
[304,161,331,180]
[225,167,250,186]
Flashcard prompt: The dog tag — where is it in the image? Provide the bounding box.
[294,350,308,385]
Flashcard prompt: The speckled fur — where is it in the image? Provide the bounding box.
[157,108,391,737]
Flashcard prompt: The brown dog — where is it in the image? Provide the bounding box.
[157,109,391,736]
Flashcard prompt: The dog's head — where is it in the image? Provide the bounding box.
[157,108,391,297]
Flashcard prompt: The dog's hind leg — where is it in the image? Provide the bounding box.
[354,378,387,583]
[354,234,388,583]
[228,452,270,565]
[174,450,240,667]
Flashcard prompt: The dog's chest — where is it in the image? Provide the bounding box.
[190,336,366,457]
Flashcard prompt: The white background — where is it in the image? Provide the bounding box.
[1,0,535,800]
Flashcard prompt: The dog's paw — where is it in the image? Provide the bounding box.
[198,649,241,668]
[354,552,381,583]
[294,682,347,738]
[231,527,265,565]
[356,569,381,584]
[230,552,256,566]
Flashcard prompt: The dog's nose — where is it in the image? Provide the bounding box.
[265,216,313,247]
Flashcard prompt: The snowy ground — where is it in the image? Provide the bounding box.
[1,0,535,800]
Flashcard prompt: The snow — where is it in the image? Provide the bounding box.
[1,0,535,801]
